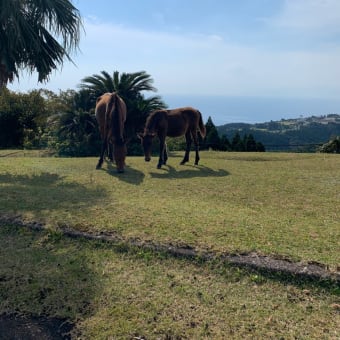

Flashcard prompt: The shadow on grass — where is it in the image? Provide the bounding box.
[150,164,230,179]
[98,160,145,185]
[0,225,100,338]
[223,154,314,162]
[0,222,338,340]
[0,172,107,214]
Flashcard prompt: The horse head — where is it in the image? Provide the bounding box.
[114,142,127,173]
[137,131,156,162]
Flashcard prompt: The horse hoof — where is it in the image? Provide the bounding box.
[117,169,125,173]
[96,165,102,169]
[157,165,162,169]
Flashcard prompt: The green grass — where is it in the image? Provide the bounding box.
[0,225,339,339]
[0,151,339,268]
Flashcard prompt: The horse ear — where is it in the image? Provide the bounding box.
[137,133,143,140]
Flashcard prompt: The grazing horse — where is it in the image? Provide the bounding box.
[95,92,127,173]
[138,107,206,169]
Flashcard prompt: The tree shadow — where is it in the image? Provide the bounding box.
[98,161,145,185]
[223,154,313,162]
[0,225,100,338]
[0,172,106,215]
[149,164,230,179]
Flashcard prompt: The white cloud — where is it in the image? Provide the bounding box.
[8,16,340,100]
[268,0,340,33]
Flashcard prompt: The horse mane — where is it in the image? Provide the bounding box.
[145,110,166,134]
[144,111,156,133]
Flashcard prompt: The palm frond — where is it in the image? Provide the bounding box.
[0,0,82,87]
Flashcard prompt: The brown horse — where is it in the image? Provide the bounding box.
[138,107,206,169]
[95,92,127,173]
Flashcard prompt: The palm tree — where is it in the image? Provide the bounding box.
[79,70,166,135]
[80,70,157,96]
[54,109,100,156]
[0,0,82,89]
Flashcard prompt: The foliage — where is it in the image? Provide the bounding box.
[79,70,166,136]
[318,136,340,153]
[0,70,166,156]
[50,110,101,156]
[217,114,340,152]
[231,131,245,151]
[0,88,48,148]
[203,116,265,152]
[0,0,82,88]
[78,70,167,155]
[204,116,221,149]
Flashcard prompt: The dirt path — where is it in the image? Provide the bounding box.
[1,215,339,283]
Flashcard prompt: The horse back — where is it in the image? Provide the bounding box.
[166,107,200,137]
[95,93,127,140]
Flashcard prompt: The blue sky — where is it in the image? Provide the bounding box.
[8,0,340,124]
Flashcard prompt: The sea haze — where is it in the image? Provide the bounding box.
[162,95,340,126]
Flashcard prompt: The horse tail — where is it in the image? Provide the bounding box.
[111,93,125,146]
[198,111,206,138]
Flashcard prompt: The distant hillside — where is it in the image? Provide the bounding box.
[217,114,340,151]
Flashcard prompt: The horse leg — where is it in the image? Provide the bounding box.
[107,142,114,162]
[180,132,192,165]
[163,142,168,165]
[96,138,107,169]
[193,132,200,165]
[157,137,166,169]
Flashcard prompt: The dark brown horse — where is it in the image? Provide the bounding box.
[138,107,206,168]
[95,92,127,173]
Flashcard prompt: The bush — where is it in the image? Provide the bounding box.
[319,136,340,153]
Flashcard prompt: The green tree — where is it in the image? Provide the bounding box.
[40,89,100,156]
[244,134,257,151]
[0,0,82,89]
[231,132,245,151]
[0,88,47,148]
[50,109,99,156]
[220,134,231,151]
[81,70,157,97]
[319,136,340,153]
[44,76,165,156]
[204,116,220,150]
[256,141,266,152]
[79,70,166,137]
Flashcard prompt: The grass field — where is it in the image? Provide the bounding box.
[0,150,339,338]
[0,151,339,268]
[0,225,339,339]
